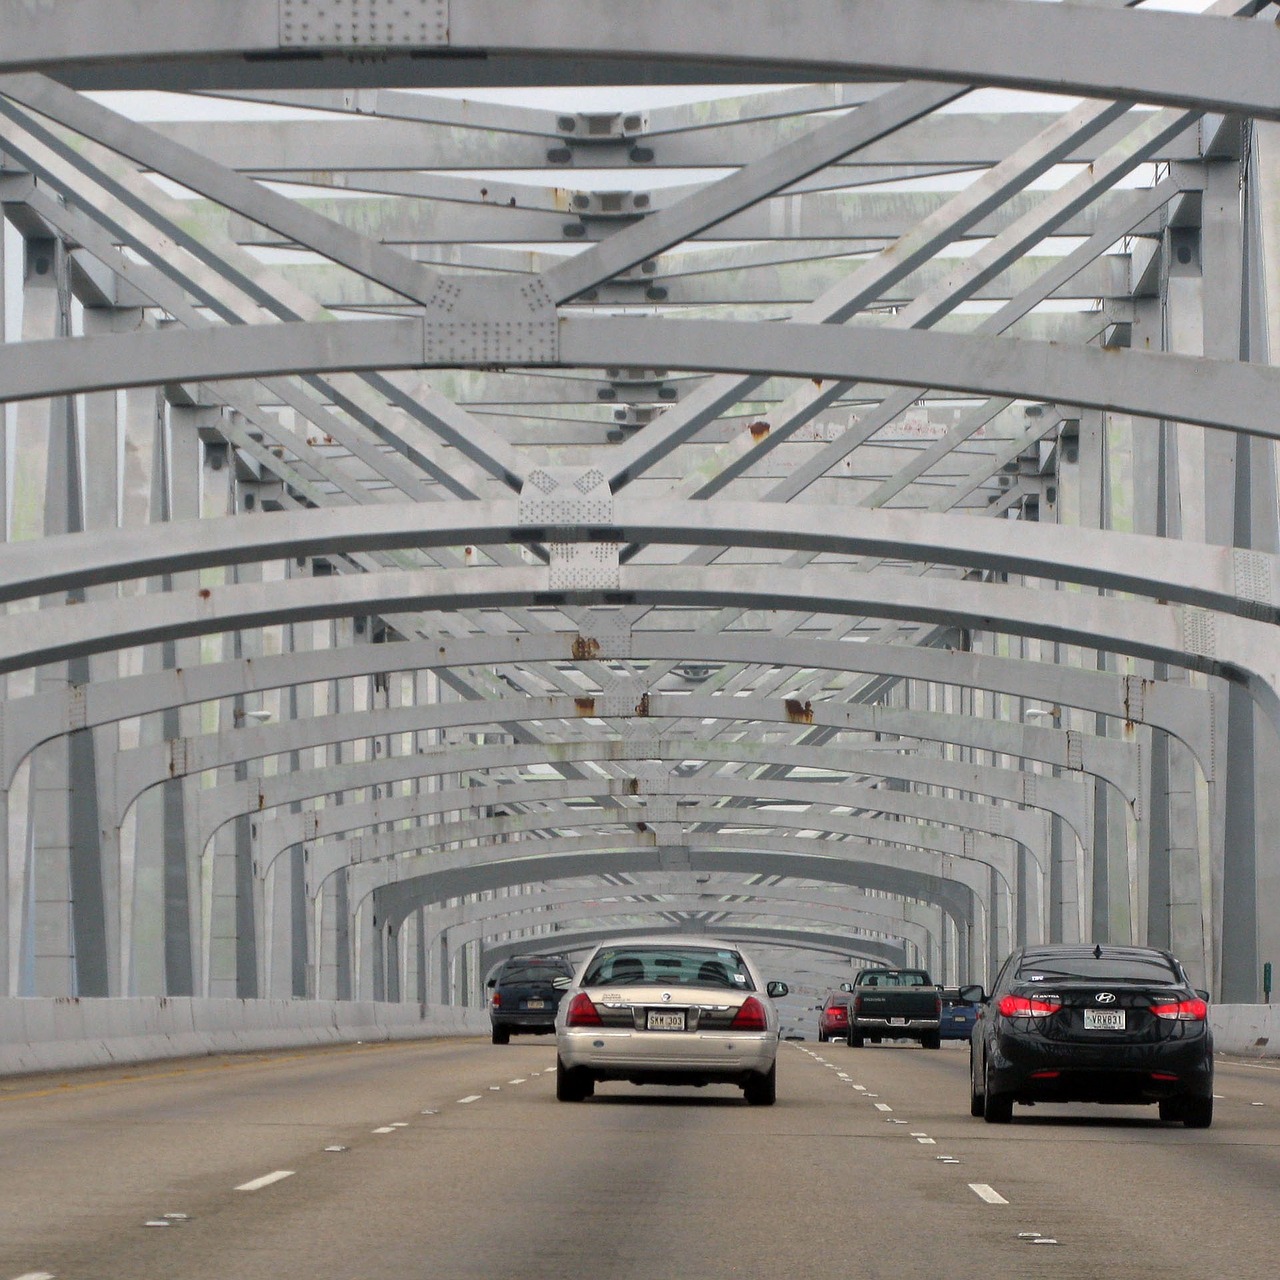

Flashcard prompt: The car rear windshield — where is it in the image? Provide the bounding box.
[1016,953,1181,984]
[500,960,570,983]
[582,946,754,990]
[858,970,930,987]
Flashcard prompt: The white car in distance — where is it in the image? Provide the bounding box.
[553,938,789,1105]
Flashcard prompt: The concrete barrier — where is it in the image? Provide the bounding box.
[0,996,490,1076]
[1209,1003,1280,1057]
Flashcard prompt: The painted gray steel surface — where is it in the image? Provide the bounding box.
[0,0,1275,1021]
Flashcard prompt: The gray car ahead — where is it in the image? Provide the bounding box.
[554,937,788,1105]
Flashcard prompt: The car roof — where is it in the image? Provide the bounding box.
[1017,944,1175,961]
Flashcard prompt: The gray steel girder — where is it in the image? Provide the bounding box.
[6,315,1280,444]
[246,736,1085,877]
[121,691,1135,858]
[442,897,933,958]
[347,836,984,938]
[4,1,1277,120]
[420,879,938,951]
[475,925,907,971]
[0,632,1205,791]
[0,563,1265,748]
[0,501,1272,627]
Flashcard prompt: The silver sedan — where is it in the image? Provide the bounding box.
[553,938,789,1105]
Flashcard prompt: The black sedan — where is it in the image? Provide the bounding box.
[964,943,1213,1127]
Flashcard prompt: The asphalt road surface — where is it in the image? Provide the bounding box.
[3,1037,1279,1280]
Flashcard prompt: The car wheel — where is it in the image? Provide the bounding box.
[491,1026,510,1045]
[983,1060,1013,1124]
[969,1050,985,1117]
[848,1031,864,1048]
[555,1055,591,1102]
[1179,1095,1213,1129]
[921,1031,941,1050]
[744,1062,777,1106]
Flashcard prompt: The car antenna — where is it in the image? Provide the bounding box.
[1093,943,1103,959]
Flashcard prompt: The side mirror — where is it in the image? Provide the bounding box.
[958,983,987,1004]
[839,981,854,993]
[486,978,496,988]
[552,975,573,990]
[1195,989,1210,1002]
[766,981,789,998]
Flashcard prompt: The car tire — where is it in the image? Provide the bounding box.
[921,1031,941,1050]
[848,1031,864,1048]
[1179,1095,1213,1129]
[969,1051,985,1117]
[555,1055,591,1103]
[491,1026,510,1045]
[817,1029,827,1043]
[744,1062,777,1106]
[982,1060,1013,1124]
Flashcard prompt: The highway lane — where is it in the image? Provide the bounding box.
[2,1038,1279,1279]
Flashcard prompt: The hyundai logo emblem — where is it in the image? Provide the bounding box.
[1095,991,1116,1004]
[661,991,672,1002]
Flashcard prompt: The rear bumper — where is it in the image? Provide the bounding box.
[989,1028,1213,1102]
[855,1018,939,1033]
[558,1027,777,1083]
[491,1011,558,1033]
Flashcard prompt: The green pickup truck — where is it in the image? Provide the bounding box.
[840,967,943,1049]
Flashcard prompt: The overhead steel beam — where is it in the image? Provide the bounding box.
[2,0,1275,119]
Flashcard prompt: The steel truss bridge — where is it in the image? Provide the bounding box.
[2,0,1279,1012]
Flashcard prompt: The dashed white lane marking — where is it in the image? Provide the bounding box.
[235,1171,295,1192]
[390,1122,409,1127]
[13,1273,57,1279]
[373,1126,396,1134]
[874,1102,893,1111]
[458,1095,482,1104]
[508,1078,527,1084]
[916,1137,937,1145]
[969,1184,1009,1205]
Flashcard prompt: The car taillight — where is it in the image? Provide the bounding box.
[491,991,501,1008]
[566,993,602,1027]
[729,996,768,1031]
[1150,998,1207,1021]
[998,994,1062,1018]
[853,995,863,1014]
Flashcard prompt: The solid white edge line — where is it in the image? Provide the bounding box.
[969,1183,1009,1205]
[235,1170,295,1192]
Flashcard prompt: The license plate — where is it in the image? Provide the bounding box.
[647,1010,686,1031]
[890,1017,907,1026]
[524,999,545,1010]
[1084,1008,1125,1030]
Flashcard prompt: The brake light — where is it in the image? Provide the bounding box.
[566,993,602,1027]
[729,996,768,1031]
[853,995,863,1014]
[998,994,1062,1018]
[1150,998,1207,1021]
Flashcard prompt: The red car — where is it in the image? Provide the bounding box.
[817,993,850,1043]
